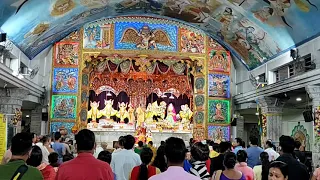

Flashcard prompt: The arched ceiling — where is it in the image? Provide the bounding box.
[0,0,319,70]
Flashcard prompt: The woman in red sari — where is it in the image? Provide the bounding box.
[130,147,161,180]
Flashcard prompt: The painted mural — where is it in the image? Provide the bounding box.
[291,122,310,151]
[55,42,79,66]
[50,121,75,135]
[1,0,320,69]
[208,99,230,124]
[83,23,111,49]
[208,125,230,142]
[180,28,205,53]
[52,68,79,93]
[114,22,177,51]
[208,49,230,73]
[208,74,230,98]
[51,95,77,119]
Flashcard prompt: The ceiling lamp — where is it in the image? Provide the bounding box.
[169,94,174,99]
[106,91,112,96]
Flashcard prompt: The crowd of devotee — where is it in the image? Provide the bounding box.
[0,130,318,180]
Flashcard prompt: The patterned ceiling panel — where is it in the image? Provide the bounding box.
[0,0,319,69]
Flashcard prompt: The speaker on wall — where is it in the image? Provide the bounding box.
[231,118,237,126]
[303,110,313,122]
[0,33,6,42]
[42,113,48,121]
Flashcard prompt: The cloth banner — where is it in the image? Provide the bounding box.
[0,114,6,163]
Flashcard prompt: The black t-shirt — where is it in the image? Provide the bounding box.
[294,150,306,164]
[210,154,225,176]
[276,153,309,180]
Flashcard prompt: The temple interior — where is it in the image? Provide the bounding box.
[1,0,320,168]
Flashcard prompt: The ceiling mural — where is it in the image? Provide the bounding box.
[0,0,319,69]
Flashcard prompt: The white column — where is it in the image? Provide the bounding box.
[257,97,285,145]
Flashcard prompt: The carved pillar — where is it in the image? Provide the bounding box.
[0,88,29,146]
[306,85,320,167]
[257,97,285,145]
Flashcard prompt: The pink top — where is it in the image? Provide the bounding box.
[149,166,201,180]
[235,162,254,180]
[313,168,320,180]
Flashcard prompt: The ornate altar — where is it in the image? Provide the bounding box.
[49,16,232,145]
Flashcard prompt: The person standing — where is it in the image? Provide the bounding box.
[52,132,65,164]
[264,141,279,162]
[149,137,201,180]
[235,150,254,180]
[111,135,141,180]
[56,129,114,180]
[210,141,232,176]
[36,135,54,164]
[134,141,144,155]
[253,152,269,180]
[276,135,309,180]
[0,132,43,179]
[190,142,211,180]
[233,138,244,155]
[130,147,161,180]
[212,152,245,180]
[293,140,306,163]
[246,137,264,168]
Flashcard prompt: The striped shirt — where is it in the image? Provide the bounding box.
[190,161,211,180]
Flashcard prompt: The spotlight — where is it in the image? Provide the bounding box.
[296,97,302,102]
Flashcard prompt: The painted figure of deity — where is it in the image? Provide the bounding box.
[146,129,153,143]
[87,101,102,123]
[128,103,135,124]
[100,99,117,121]
[214,103,225,120]
[179,104,193,130]
[136,105,145,127]
[117,102,129,123]
[135,126,146,143]
[166,103,177,126]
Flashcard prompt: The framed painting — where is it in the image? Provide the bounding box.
[208,125,230,142]
[208,99,230,124]
[180,28,205,53]
[193,126,206,141]
[54,42,79,66]
[208,73,230,98]
[114,21,178,51]
[208,37,225,50]
[208,49,230,73]
[50,121,75,135]
[52,68,78,93]
[51,95,77,119]
[83,24,111,49]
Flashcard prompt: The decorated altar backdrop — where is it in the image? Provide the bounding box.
[49,16,233,140]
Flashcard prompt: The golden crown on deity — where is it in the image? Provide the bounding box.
[62,44,74,50]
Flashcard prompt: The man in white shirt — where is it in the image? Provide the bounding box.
[111,135,141,180]
[264,140,280,161]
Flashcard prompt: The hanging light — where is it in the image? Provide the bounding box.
[107,91,112,96]
[169,93,174,99]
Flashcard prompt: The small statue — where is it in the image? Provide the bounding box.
[136,105,145,127]
[146,129,153,144]
[179,104,193,130]
[166,103,177,126]
[128,103,135,124]
[87,101,101,123]
[100,99,117,121]
[117,102,129,123]
[135,126,146,144]
[158,101,167,120]
[145,103,154,124]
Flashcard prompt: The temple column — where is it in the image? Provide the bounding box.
[257,97,285,145]
[0,88,29,146]
[306,85,320,166]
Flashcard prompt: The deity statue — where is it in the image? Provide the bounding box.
[136,105,145,127]
[158,101,167,120]
[135,126,146,144]
[100,99,117,122]
[179,104,193,130]
[145,103,154,124]
[166,103,177,126]
[116,102,129,123]
[87,101,102,123]
[214,103,224,120]
[128,103,135,124]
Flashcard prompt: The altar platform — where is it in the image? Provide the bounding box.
[92,128,192,147]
